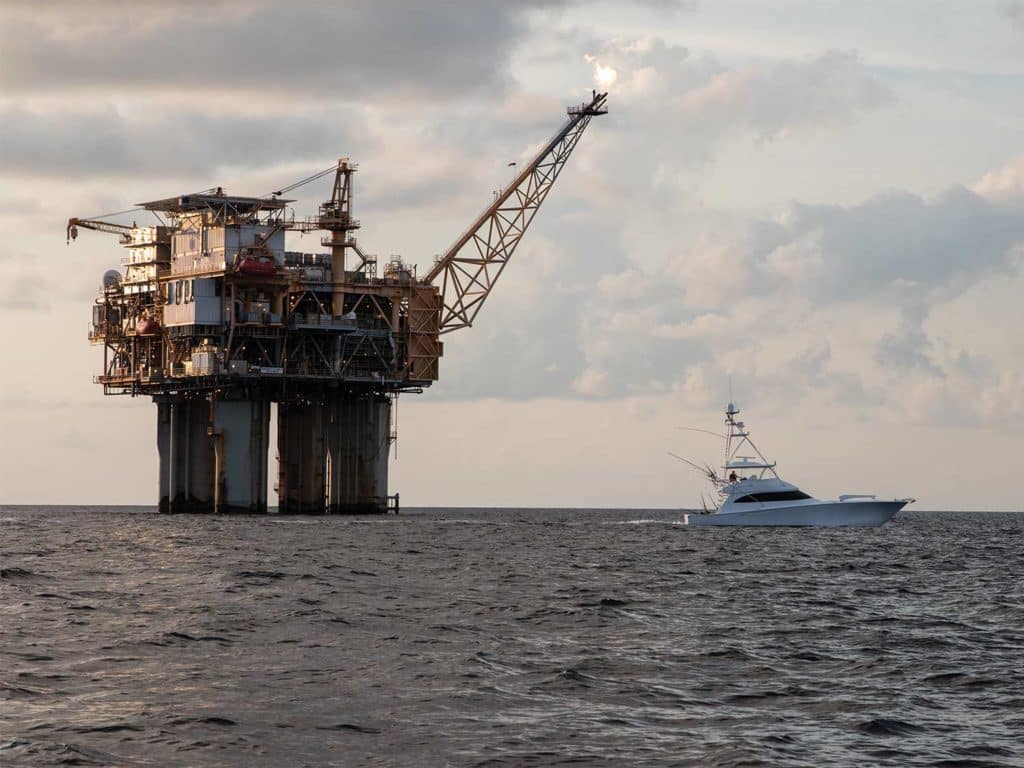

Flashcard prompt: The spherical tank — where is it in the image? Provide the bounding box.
[102,269,122,289]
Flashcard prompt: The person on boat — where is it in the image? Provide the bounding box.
[728,471,738,483]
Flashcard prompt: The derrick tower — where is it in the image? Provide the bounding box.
[69,92,608,513]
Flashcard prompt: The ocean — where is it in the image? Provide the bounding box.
[1,507,1022,767]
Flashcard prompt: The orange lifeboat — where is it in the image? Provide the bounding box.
[236,257,277,277]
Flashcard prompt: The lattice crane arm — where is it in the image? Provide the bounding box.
[426,91,608,334]
[66,216,136,245]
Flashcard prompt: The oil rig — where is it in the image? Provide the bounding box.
[68,92,607,514]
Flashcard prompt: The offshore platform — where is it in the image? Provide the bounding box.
[68,92,607,514]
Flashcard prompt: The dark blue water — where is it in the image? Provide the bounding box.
[2,507,1022,767]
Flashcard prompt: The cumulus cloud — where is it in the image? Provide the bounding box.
[678,50,891,141]
[875,304,942,375]
[439,165,1024,431]
[583,39,892,165]
[785,186,1021,303]
[536,39,900,291]
[971,154,1024,202]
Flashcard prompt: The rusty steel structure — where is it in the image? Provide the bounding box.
[69,92,607,514]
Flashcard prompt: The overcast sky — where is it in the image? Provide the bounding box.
[1,0,1022,510]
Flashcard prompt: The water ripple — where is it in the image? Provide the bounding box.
[1,506,1021,767]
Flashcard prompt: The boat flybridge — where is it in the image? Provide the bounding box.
[682,402,913,527]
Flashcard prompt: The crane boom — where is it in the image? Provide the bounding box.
[426,91,608,334]
[66,216,136,244]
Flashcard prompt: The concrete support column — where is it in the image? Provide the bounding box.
[277,402,327,514]
[326,393,391,514]
[210,398,270,514]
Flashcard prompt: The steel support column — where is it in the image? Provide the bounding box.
[211,397,271,514]
[276,401,327,514]
[156,396,214,513]
[326,393,390,514]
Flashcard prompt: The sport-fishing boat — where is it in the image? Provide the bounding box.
[681,402,913,527]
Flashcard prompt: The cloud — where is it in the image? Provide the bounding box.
[537,40,899,285]
[971,154,1024,202]
[875,304,943,375]
[388,27,1016,424]
[412,41,901,408]
[1,7,1017,436]
[0,105,350,180]
[0,2,544,100]
[584,54,618,89]
[750,50,892,138]
[785,186,1021,303]
[1003,0,1024,26]
[0,195,42,215]
[585,40,892,165]
[674,49,891,141]
[436,164,1024,432]
[0,270,53,311]
[572,367,612,397]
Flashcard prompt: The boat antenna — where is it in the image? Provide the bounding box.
[678,426,727,439]
[667,452,718,483]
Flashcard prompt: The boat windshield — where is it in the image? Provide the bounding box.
[733,490,811,503]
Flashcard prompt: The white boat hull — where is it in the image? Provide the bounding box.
[684,500,908,528]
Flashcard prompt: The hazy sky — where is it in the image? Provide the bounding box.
[1,1,1022,510]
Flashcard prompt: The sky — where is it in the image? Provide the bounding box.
[1,0,1023,510]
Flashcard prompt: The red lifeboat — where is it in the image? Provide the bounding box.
[236,257,277,277]
[137,317,161,336]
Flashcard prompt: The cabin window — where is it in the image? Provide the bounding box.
[734,490,811,503]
